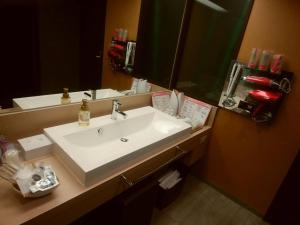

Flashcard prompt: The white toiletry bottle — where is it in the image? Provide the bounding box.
[78,99,90,126]
[61,88,71,104]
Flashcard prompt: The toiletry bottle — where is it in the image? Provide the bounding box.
[270,54,283,74]
[78,99,90,126]
[122,29,128,42]
[118,28,123,41]
[258,50,272,71]
[247,48,261,69]
[61,88,71,104]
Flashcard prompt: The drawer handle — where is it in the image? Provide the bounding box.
[121,174,134,186]
[120,145,187,187]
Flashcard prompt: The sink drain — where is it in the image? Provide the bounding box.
[97,128,103,135]
[120,138,128,142]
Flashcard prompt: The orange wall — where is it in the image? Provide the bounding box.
[101,0,141,90]
[197,0,300,215]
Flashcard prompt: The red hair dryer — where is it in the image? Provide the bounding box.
[248,90,282,122]
[244,76,291,93]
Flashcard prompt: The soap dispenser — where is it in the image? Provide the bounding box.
[61,88,71,104]
[78,99,90,126]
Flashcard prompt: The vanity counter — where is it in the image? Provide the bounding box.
[0,125,212,225]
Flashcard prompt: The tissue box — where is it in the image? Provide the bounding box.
[18,134,53,160]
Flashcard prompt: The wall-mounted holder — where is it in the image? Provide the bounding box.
[218,61,293,123]
[108,39,136,74]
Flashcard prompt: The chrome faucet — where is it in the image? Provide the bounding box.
[84,89,96,100]
[111,99,127,120]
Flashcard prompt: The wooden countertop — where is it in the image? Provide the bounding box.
[0,126,212,225]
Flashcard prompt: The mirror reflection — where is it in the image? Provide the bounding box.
[0,0,142,111]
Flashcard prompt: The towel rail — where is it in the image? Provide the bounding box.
[120,145,187,187]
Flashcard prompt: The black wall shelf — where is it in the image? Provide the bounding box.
[218,61,293,123]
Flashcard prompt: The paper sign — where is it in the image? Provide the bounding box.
[179,97,212,128]
[152,91,171,113]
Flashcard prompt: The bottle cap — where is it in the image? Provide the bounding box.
[62,88,70,98]
[81,99,89,110]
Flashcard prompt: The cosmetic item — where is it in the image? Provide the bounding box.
[0,144,20,186]
[270,54,283,74]
[177,92,185,116]
[0,135,10,158]
[169,90,178,116]
[248,48,261,69]
[131,78,139,94]
[78,99,90,126]
[61,88,71,104]
[3,146,23,170]
[258,50,272,71]
[113,28,119,40]
[118,28,123,41]
[146,83,152,92]
[14,162,59,198]
[18,134,53,160]
[136,79,147,94]
[122,29,128,42]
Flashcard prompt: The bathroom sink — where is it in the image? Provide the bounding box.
[44,106,191,186]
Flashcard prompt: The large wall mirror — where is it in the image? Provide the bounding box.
[0,0,142,112]
[135,0,254,105]
[0,0,253,113]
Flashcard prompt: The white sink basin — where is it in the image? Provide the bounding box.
[13,88,124,110]
[44,106,191,186]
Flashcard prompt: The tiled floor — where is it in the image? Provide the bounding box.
[151,175,269,225]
